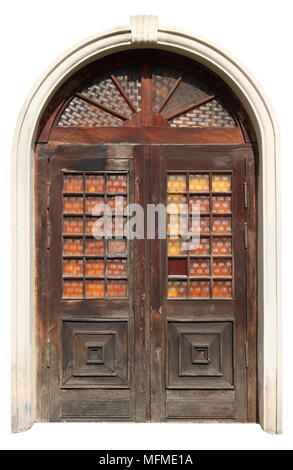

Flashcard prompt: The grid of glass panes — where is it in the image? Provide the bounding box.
[167,171,233,299]
[62,171,128,299]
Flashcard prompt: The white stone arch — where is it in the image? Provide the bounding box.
[11,15,281,433]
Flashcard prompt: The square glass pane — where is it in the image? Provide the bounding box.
[189,237,210,255]
[168,215,188,236]
[107,174,127,193]
[63,197,83,214]
[85,260,105,276]
[63,218,83,234]
[107,259,127,276]
[167,237,187,255]
[168,258,187,276]
[167,194,187,214]
[86,280,105,298]
[212,237,232,255]
[212,216,232,234]
[189,196,209,213]
[212,259,232,277]
[86,197,104,215]
[63,259,83,276]
[107,196,127,215]
[212,280,232,298]
[189,216,210,234]
[212,196,231,213]
[168,281,187,298]
[108,239,127,255]
[190,281,210,298]
[63,238,83,256]
[212,174,231,192]
[167,174,186,192]
[106,218,126,237]
[85,239,105,255]
[85,175,105,193]
[63,280,83,298]
[189,174,209,192]
[107,280,127,297]
[63,175,83,193]
[189,259,210,277]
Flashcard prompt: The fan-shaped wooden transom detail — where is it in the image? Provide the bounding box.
[58,62,236,129]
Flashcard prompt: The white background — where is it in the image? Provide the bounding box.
[1,0,293,450]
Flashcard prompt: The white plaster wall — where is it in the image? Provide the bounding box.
[2,0,292,450]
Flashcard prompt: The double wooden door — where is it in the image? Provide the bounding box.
[47,143,256,422]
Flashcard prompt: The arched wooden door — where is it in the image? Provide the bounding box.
[35,50,257,423]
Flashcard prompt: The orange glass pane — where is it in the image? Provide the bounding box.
[107,196,127,215]
[63,197,83,214]
[212,217,232,234]
[167,237,187,256]
[168,281,187,298]
[63,175,83,192]
[189,216,209,234]
[189,174,209,192]
[212,237,232,255]
[189,259,210,277]
[189,196,209,213]
[86,197,104,215]
[167,174,186,192]
[107,175,127,193]
[107,259,127,276]
[107,280,127,297]
[108,240,126,255]
[85,260,105,276]
[63,280,83,298]
[190,281,210,298]
[189,237,210,255]
[63,260,83,276]
[85,239,105,255]
[63,238,83,255]
[213,281,232,298]
[86,280,105,298]
[106,218,126,237]
[212,174,231,192]
[212,259,232,277]
[63,218,83,234]
[85,218,105,235]
[212,196,231,213]
[168,215,188,236]
[85,175,105,193]
[167,194,187,214]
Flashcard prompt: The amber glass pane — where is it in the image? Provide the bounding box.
[107,259,127,276]
[212,259,232,277]
[212,196,232,213]
[190,216,209,234]
[190,281,210,298]
[212,237,232,255]
[85,175,105,193]
[85,239,105,255]
[63,260,83,276]
[106,218,126,237]
[167,174,186,192]
[167,237,187,255]
[189,174,209,192]
[168,215,188,236]
[63,280,83,298]
[167,194,187,214]
[63,197,83,214]
[85,260,105,276]
[213,281,232,298]
[168,281,187,298]
[86,280,105,298]
[212,174,231,192]
[63,238,83,256]
[212,216,232,234]
[189,237,210,255]
[189,259,210,277]
[63,175,83,192]
[86,197,104,215]
[189,196,209,213]
[108,240,126,255]
[107,280,127,297]
[168,258,187,276]
[107,196,127,215]
[107,175,127,193]
[63,218,83,234]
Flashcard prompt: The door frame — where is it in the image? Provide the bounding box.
[11,15,281,433]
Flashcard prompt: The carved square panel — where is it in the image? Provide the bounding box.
[62,321,128,388]
[167,321,234,389]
